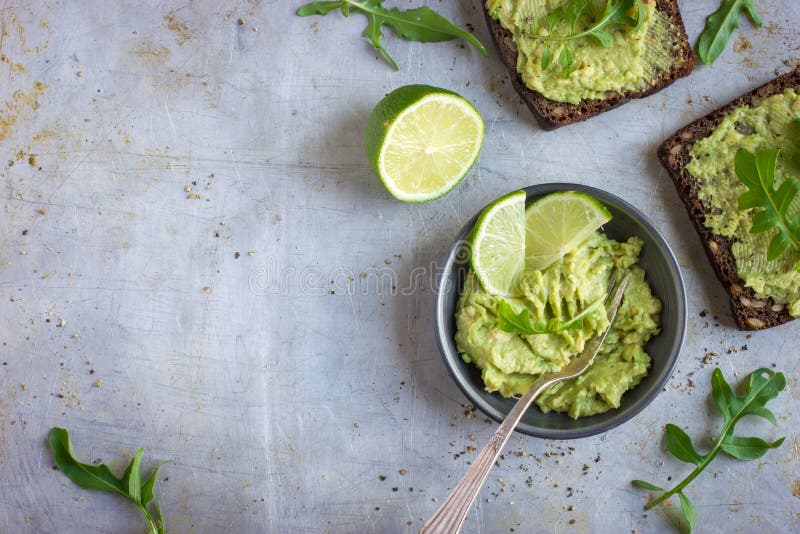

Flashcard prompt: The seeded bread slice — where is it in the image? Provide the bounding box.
[658,67,800,331]
[484,0,695,130]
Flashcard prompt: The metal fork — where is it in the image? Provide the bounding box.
[420,271,631,534]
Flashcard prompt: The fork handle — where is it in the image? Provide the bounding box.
[422,271,630,534]
[419,377,555,534]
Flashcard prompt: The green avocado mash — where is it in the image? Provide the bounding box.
[687,88,800,316]
[455,232,662,419]
[485,0,683,104]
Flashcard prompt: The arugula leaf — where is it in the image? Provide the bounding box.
[632,368,785,533]
[678,492,697,533]
[541,45,553,70]
[49,428,167,534]
[297,1,349,16]
[664,424,705,466]
[563,0,587,33]
[142,461,168,506]
[709,364,735,420]
[558,45,575,78]
[720,434,784,460]
[696,0,762,66]
[546,9,563,32]
[496,300,538,335]
[546,0,587,35]
[535,0,645,46]
[121,448,144,504]
[735,148,800,262]
[49,428,128,496]
[631,479,664,492]
[721,365,785,421]
[530,0,644,77]
[496,297,603,336]
[297,0,487,70]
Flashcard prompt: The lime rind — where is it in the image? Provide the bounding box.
[524,191,612,271]
[470,190,527,297]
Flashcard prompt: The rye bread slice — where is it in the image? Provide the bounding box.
[484,0,695,130]
[658,67,800,331]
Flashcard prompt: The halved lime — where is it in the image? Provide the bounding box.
[524,191,612,270]
[365,85,484,202]
[470,190,527,296]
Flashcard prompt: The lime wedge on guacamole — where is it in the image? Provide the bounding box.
[524,191,612,271]
[470,190,526,296]
[365,85,484,202]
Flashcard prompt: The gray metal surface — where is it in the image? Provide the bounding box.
[0,1,797,533]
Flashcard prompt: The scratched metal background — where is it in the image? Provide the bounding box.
[0,1,798,532]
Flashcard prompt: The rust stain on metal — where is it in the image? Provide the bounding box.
[1,11,26,51]
[740,56,760,70]
[733,35,752,54]
[126,40,210,93]
[32,126,57,142]
[0,53,24,73]
[765,22,782,37]
[0,12,29,75]
[163,13,195,46]
[0,81,47,142]
[0,383,20,462]
[132,40,171,62]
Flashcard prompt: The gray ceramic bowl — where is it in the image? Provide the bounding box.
[436,183,686,439]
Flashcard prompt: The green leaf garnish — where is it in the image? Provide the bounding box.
[678,492,697,533]
[631,479,664,492]
[633,368,786,533]
[496,300,537,335]
[558,45,575,78]
[696,0,762,66]
[297,0,488,70]
[496,296,603,336]
[49,428,167,534]
[664,424,705,466]
[735,148,800,263]
[534,0,644,45]
[528,0,645,77]
[541,45,553,70]
[720,434,784,460]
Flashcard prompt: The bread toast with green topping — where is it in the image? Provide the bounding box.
[484,0,695,129]
[658,67,800,331]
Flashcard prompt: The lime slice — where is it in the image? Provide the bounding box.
[524,191,612,270]
[365,85,484,202]
[470,190,527,296]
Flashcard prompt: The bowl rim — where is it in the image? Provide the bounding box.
[435,182,687,439]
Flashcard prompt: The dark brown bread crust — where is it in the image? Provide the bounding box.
[484,0,695,130]
[658,67,800,331]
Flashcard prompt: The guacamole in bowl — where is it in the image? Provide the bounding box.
[457,232,661,419]
[435,184,686,438]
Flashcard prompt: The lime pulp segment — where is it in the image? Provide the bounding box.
[524,191,612,271]
[470,190,527,297]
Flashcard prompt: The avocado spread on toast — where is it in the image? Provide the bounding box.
[485,0,681,104]
[687,89,800,316]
